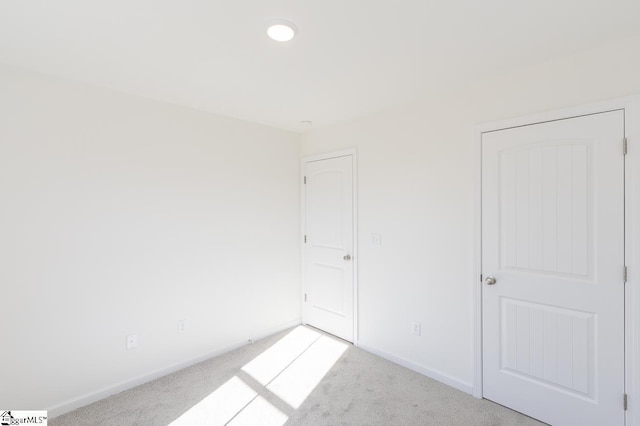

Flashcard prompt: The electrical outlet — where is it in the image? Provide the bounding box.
[126,334,138,349]
[412,322,421,336]
[178,319,187,334]
[371,233,382,246]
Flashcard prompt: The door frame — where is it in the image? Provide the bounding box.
[473,96,640,426]
[301,148,359,345]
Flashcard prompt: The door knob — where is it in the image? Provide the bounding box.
[343,254,352,261]
[484,276,497,285]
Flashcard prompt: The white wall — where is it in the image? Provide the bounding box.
[0,64,301,413]
[301,35,640,392]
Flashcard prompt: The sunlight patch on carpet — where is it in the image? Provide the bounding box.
[170,326,347,424]
[266,335,348,408]
[169,376,256,426]
[227,396,288,426]
[242,326,321,385]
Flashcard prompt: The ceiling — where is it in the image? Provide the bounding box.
[1,1,640,132]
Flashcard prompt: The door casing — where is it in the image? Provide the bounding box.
[473,97,640,426]
[301,148,358,345]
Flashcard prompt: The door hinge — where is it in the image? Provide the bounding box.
[624,393,628,410]
[624,138,628,156]
[304,176,307,184]
[480,274,483,282]
[304,293,307,302]
[304,235,307,243]
[624,266,628,283]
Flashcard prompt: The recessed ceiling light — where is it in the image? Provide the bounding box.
[301,120,312,126]
[267,20,297,42]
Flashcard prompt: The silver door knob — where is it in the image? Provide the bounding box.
[343,254,352,261]
[484,276,496,285]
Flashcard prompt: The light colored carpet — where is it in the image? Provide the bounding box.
[51,326,545,426]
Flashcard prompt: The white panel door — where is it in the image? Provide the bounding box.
[482,111,625,426]
[303,155,354,342]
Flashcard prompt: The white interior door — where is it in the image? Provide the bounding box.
[303,155,354,342]
[482,110,625,426]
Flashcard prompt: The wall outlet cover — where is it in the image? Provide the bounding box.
[412,322,421,336]
[126,334,138,349]
[178,319,188,334]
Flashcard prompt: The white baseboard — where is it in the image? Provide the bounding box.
[48,318,301,418]
[357,342,473,395]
